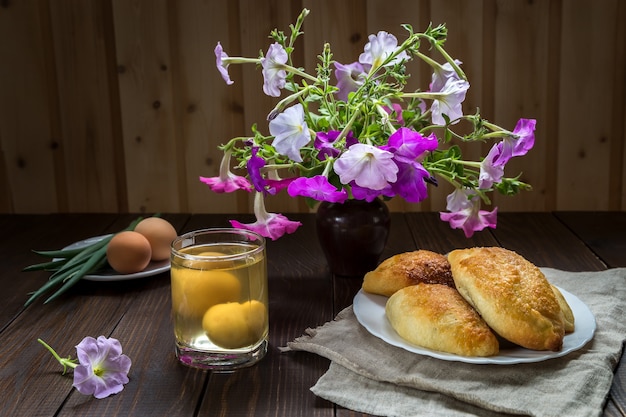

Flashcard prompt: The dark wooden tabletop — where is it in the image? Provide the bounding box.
[0,212,624,417]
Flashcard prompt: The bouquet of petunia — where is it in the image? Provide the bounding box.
[202,8,535,240]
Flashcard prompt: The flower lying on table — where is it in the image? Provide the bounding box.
[38,336,132,399]
[202,8,535,240]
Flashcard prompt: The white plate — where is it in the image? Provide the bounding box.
[60,234,170,282]
[353,286,596,364]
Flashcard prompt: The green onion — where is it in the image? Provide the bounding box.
[23,216,144,306]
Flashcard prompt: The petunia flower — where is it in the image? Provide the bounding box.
[351,182,395,202]
[199,150,253,193]
[214,42,234,85]
[287,175,348,203]
[430,78,470,125]
[230,192,301,240]
[359,31,409,71]
[269,103,310,162]
[479,143,505,189]
[261,43,288,97]
[383,103,405,125]
[382,127,438,161]
[439,188,498,237]
[333,143,398,190]
[496,118,536,165]
[430,60,463,93]
[38,336,132,399]
[247,147,267,193]
[334,62,367,101]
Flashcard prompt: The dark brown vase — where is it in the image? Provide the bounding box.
[315,198,391,277]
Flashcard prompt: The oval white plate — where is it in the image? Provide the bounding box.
[353,286,596,364]
[60,234,170,282]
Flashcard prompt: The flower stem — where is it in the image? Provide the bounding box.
[38,338,77,374]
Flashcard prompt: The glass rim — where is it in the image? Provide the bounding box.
[171,227,265,261]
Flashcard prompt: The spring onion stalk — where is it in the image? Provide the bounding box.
[23,217,144,306]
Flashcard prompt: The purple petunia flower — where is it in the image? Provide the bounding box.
[430,60,463,93]
[479,143,505,189]
[496,118,536,165]
[430,78,469,125]
[287,176,348,203]
[214,42,234,85]
[247,147,267,193]
[333,143,398,190]
[334,62,367,101]
[261,43,288,97]
[72,336,132,399]
[269,103,310,162]
[359,31,409,71]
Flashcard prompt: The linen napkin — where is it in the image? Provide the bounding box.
[286,268,626,417]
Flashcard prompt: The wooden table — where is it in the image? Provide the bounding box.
[0,212,624,416]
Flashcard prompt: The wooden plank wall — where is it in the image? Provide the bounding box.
[1,0,625,215]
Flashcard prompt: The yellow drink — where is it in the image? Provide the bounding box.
[170,230,268,370]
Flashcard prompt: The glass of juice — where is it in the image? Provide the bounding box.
[170,228,268,370]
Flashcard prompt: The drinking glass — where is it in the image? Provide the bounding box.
[170,228,268,370]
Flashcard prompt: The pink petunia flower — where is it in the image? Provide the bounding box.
[287,176,348,203]
[496,118,536,165]
[479,143,505,189]
[230,192,301,240]
[439,188,498,238]
[199,150,253,193]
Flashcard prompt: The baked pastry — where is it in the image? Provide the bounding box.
[363,250,454,297]
[448,247,565,351]
[551,285,575,333]
[386,284,499,357]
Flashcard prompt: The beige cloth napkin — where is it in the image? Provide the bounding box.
[286,268,626,417]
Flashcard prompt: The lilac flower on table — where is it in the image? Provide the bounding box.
[230,192,301,240]
[287,176,348,203]
[38,336,132,400]
[430,78,469,125]
[269,103,310,162]
[261,43,288,97]
[333,143,398,190]
[214,42,234,85]
[334,62,367,101]
[439,188,498,238]
[359,31,409,71]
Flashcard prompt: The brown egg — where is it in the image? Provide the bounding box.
[134,217,178,261]
[106,231,152,274]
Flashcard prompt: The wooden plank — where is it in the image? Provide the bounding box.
[0,0,59,213]
[490,0,551,212]
[112,0,181,213]
[48,0,121,212]
[556,0,620,210]
[174,1,248,214]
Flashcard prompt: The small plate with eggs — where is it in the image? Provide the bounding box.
[61,234,171,281]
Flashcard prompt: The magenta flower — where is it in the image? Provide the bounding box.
[261,43,288,97]
[230,192,301,240]
[439,188,498,237]
[314,130,356,160]
[199,150,253,193]
[247,147,267,193]
[334,62,367,101]
[214,42,234,85]
[333,143,398,190]
[359,31,409,70]
[497,118,536,165]
[392,161,432,203]
[287,176,348,203]
[38,336,131,400]
[269,103,310,162]
[479,143,505,189]
[383,103,404,125]
[430,78,469,125]
[383,127,438,161]
[351,182,395,202]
